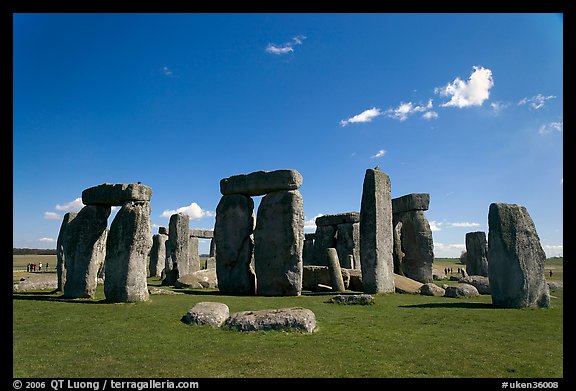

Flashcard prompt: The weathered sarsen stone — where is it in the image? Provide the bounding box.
[63,205,110,298]
[104,200,152,302]
[214,194,256,295]
[163,213,190,286]
[488,203,550,308]
[326,248,346,292]
[393,210,434,283]
[56,212,77,291]
[82,183,152,206]
[466,231,489,277]
[359,168,395,293]
[220,169,302,196]
[392,193,430,214]
[254,190,304,296]
[224,307,316,333]
[149,233,168,278]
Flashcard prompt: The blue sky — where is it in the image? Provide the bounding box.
[13,13,563,257]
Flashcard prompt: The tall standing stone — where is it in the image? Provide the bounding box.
[302,233,316,265]
[488,203,550,308]
[188,235,200,273]
[56,212,77,291]
[214,194,256,295]
[149,233,168,278]
[163,213,190,285]
[466,231,489,276]
[336,222,360,269]
[359,168,395,293]
[63,205,110,298]
[254,190,304,296]
[313,225,336,266]
[392,193,434,283]
[104,201,152,302]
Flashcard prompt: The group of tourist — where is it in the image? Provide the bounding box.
[26,262,48,272]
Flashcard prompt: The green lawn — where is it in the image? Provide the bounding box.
[13,276,563,378]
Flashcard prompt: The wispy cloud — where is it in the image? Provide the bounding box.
[371,149,386,159]
[55,197,84,212]
[490,101,509,113]
[448,222,481,228]
[340,107,382,126]
[433,242,466,257]
[518,94,556,110]
[304,214,324,230]
[538,121,563,135]
[422,111,438,120]
[542,244,563,257]
[44,212,61,220]
[385,100,434,121]
[429,220,480,231]
[435,66,494,108]
[160,202,215,220]
[162,66,173,77]
[429,221,442,232]
[265,35,306,55]
[38,237,56,243]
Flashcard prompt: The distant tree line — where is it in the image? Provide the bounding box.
[13,248,57,255]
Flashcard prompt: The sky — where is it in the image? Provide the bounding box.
[12,12,563,258]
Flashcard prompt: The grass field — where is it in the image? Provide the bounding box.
[12,260,563,379]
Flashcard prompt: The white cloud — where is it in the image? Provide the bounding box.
[448,222,481,228]
[371,149,386,159]
[44,212,61,220]
[435,66,494,108]
[304,214,324,230]
[518,94,556,110]
[340,107,382,126]
[265,35,306,55]
[433,242,466,258]
[429,221,442,232]
[542,244,563,257]
[162,66,173,76]
[38,237,56,243]
[538,121,563,135]
[55,197,84,212]
[422,111,438,120]
[160,202,215,220]
[385,100,433,121]
[490,101,509,113]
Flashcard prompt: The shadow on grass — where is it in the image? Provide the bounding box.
[399,302,497,309]
[12,292,108,304]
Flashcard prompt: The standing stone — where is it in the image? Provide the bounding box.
[209,238,216,257]
[326,248,345,292]
[214,194,256,295]
[104,201,152,302]
[164,213,190,285]
[63,205,110,298]
[56,212,77,291]
[96,229,109,280]
[359,168,395,293]
[488,203,550,308]
[466,231,489,276]
[254,190,304,296]
[149,233,168,278]
[313,225,336,266]
[188,235,200,273]
[302,234,316,265]
[336,222,360,269]
[393,211,434,283]
[392,220,405,276]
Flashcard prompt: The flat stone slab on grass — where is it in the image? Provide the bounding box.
[220,169,303,196]
[183,302,230,327]
[327,294,374,305]
[148,287,183,295]
[175,269,218,289]
[444,283,480,298]
[82,183,152,206]
[13,273,57,292]
[224,307,316,333]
